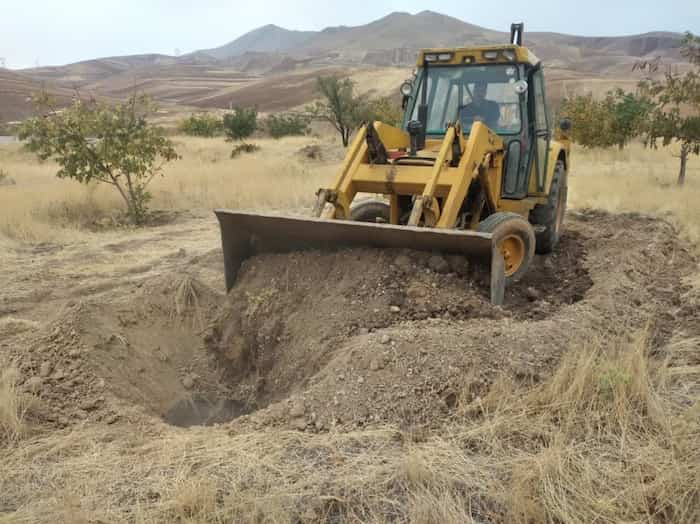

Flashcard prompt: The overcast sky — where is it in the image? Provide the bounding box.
[2,0,699,69]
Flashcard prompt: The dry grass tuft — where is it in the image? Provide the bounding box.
[170,274,205,329]
[0,364,33,443]
[493,333,699,523]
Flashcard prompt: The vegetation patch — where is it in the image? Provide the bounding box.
[178,113,224,137]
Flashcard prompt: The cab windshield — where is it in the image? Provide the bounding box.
[409,64,523,135]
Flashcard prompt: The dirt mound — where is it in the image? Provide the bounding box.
[204,210,694,432]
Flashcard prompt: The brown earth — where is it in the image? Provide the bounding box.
[1,209,696,438]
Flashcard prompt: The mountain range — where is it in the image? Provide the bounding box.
[0,11,688,122]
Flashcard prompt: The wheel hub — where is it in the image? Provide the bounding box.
[499,235,526,277]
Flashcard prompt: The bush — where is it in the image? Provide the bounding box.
[265,113,310,138]
[178,113,223,137]
[230,143,260,158]
[223,107,257,141]
[361,96,404,127]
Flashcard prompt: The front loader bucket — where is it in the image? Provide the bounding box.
[214,210,506,305]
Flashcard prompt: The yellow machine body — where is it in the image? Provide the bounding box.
[216,28,571,305]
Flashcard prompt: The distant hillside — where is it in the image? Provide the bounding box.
[1,10,688,122]
[24,54,179,89]
[0,69,74,122]
[198,24,316,59]
[199,10,684,72]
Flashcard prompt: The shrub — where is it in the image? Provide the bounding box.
[230,143,260,158]
[223,107,257,141]
[265,113,310,138]
[361,96,404,127]
[0,168,15,186]
[178,113,223,137]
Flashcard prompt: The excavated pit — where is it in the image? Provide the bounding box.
[163,395,250,427]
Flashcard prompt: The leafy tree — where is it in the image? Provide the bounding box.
[265,113,310,138]
[309,76,407,146]
[605,89,654,149]
[223,107,257,141]
[308,76,362,146]
[560,89,651,149]
[639,32,700,185]
[19,94,178,224]
[178,113,223,137]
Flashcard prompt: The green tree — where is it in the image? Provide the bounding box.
[309,76,407,146]
[19,94,178,224]
[308,76,362,146]
[560,89,651,149]
[639,32,700,185]
[559,93,611,147]
[605,89,654,149]
[223,107,257,141]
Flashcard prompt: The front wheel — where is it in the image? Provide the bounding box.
[350,199,390,223]
[530,160,567,254]
[478,212,536,284]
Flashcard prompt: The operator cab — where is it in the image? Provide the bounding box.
[400,24,551,199]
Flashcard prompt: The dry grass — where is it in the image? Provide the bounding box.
[1,136,698,249]
[0,135,336,242]
[0,333,696,523]
[569,142,700,248]
[0,364,32,444]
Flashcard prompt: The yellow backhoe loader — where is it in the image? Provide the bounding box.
[216,24,571,305]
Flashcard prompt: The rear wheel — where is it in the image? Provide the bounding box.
[350,199,390,223]
[530,160,567,254]
[478,212,535,283]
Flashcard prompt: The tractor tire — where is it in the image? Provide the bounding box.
[530,160,567,254]
[478,212,535,284]
[350,199,391,223]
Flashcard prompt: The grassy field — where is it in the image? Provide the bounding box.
[0,136,336,243]
[0,136,698,248]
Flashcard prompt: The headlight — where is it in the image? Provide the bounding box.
[513,80,528,95]
[483,50,499,60]
[437,53,453,61]
[400,81,413,96]
[424,53,438,62]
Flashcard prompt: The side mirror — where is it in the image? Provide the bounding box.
[407,120,424,156]
[559,118,572,132]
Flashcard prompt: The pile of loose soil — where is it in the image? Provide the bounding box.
[205,210,696,432]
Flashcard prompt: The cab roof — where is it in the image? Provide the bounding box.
[417,44,540,67]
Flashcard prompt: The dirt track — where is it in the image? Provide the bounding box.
[0,209,696,435]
